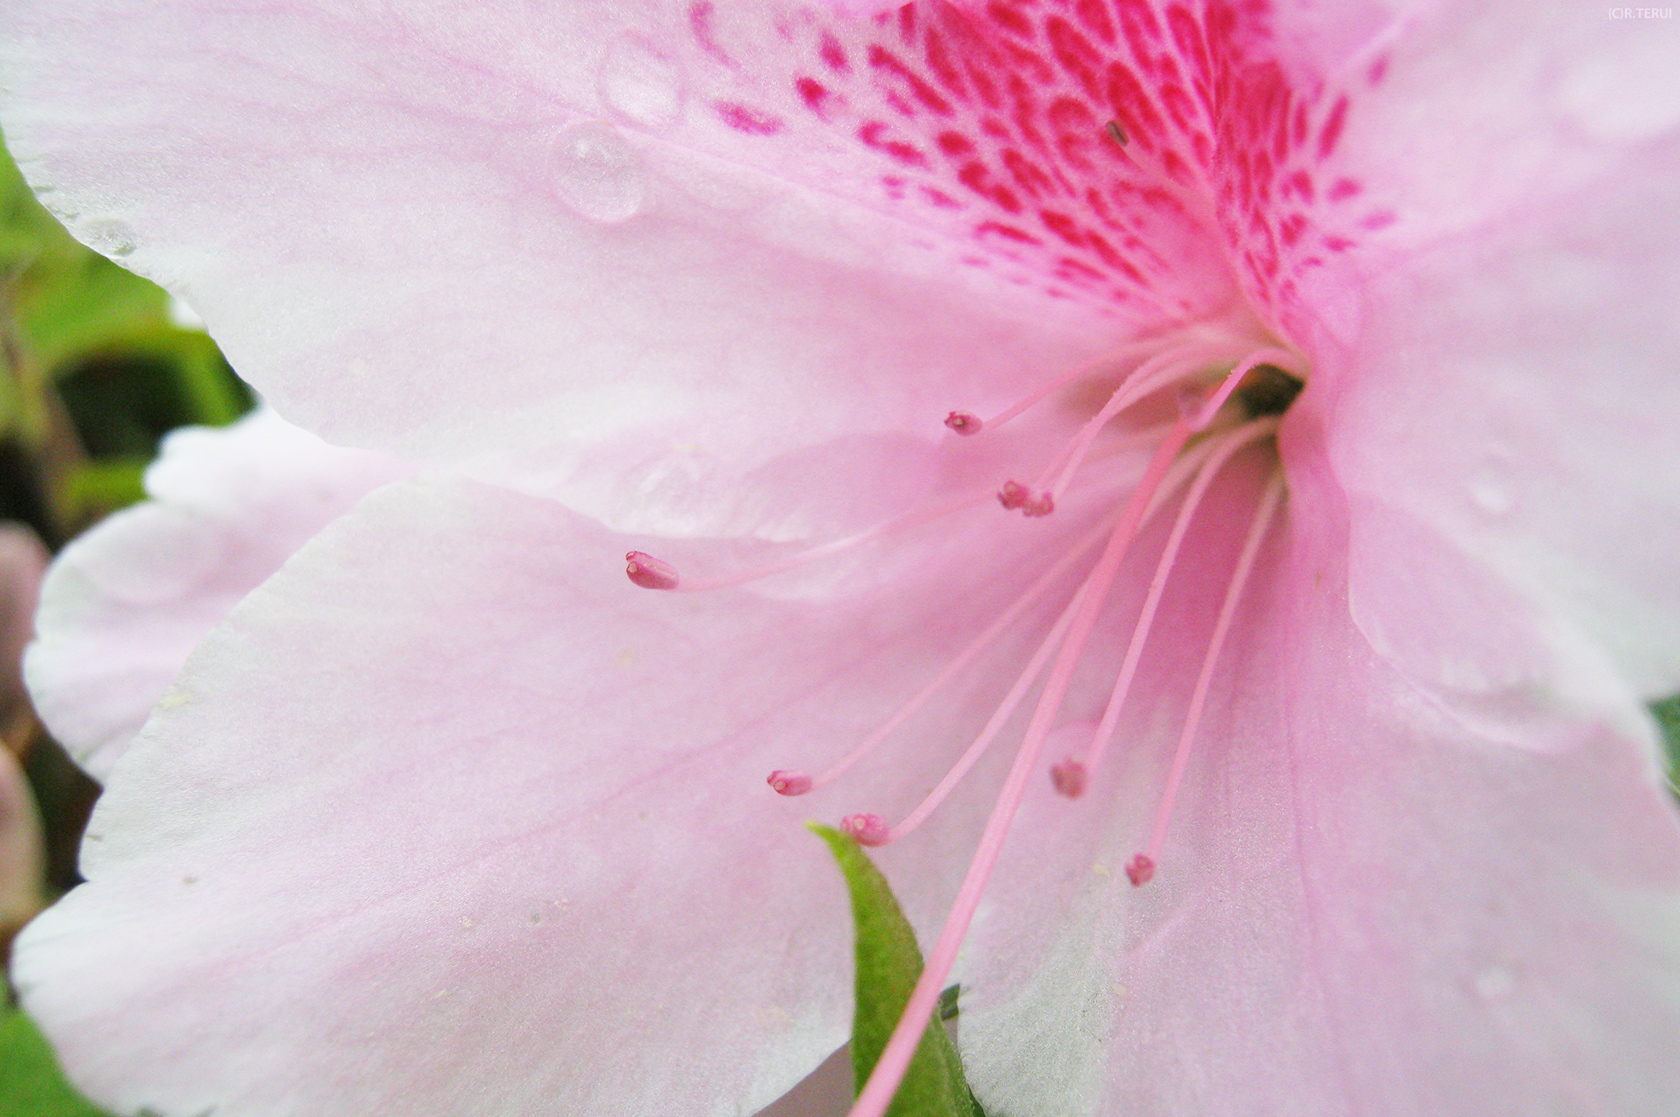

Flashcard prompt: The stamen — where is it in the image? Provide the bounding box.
[796,508,1117,792]
[822,433,1225,832]
[1034,339,1251,512]
[944,410,982,435]
[845,417,1192,1117]
[998,480,1053,517]
[1132,468,1286,884]
[767,770,812,796]
[950,338,1171,435]
[624,551,679,590]
[1186,347,1308,432]
[1105,120,1129,146]
[1054,418,1279,796]
[841,813,890,846]
[646,485,997,594]
[872,575,1089,845]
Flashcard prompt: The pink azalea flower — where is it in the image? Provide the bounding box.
[4,2,1680,1116]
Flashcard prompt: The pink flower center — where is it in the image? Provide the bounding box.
[625,328,1307,1116]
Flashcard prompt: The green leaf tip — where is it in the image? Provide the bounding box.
[0,1005,117,1117]
[810,823,986,1117]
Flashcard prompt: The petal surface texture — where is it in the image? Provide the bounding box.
[957,450,1680,1116]
[24,409,413,780]
[12,474,1093,1117]
[0,0,1381,534]
[2,2,1679,1116]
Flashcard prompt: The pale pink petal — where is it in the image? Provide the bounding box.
[13,472,1126,1117]
[1318,139,1680,698]
[1233,2,1680,697]
[25,409,413,781]
[0,1,1382,535]
[958,452,1680,1116]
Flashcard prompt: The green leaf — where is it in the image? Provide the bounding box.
[0,1005,115,1117]
[812,824,985,1117]
[1655,694,1680,787]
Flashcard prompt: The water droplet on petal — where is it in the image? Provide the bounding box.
[80,218,137,258]
[599,37,684,127]
[550,122,647,225]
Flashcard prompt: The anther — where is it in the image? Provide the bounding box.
[1049,758,1087,799]
[841,813,890,846]
[998,481,1053,517]
[944,410,983,436]
[767,769,813,796]
[624,551,680,590]
[1125,854,1155,887]
[1105,120,1128,145]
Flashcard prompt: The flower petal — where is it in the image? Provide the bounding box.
[14,471,1115,1117]
[957,453,1680,1116]
[24,409,412,780]
[0,2,1381,533]
[1320,135,1680,698]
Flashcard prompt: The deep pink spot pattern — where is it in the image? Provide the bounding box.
[684,1,1390,333]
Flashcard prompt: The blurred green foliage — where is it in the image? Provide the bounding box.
[2,127,242,1117]
[1,127,250,544]
[1657,694,1680,785]
[0,1007,112,1117]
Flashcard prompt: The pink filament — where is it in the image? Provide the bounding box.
[967,337,1171,433]
[804,510,1116,790]
[1035,340,1249,510]
[796,426,1229,798]
[877,575,1090,845]
[1187,347,1309,431]
[1138,469,1286,875]
[1071,418,1279,788]
[845,418,1192,1117]
[845,424,1232,836]
[668,486,997,594]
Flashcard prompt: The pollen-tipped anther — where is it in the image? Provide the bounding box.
[1049,758,1087,798]
[624,551,679,590]
[841,812,890,846]
[766,769,813,796]
[1125,853,1155,887]
[944,410,982,435]
[998,481,1052,516]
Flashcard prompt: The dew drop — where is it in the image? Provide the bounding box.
[550,121,648,225]
[80,217,137,258]
[599,37,684,127]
